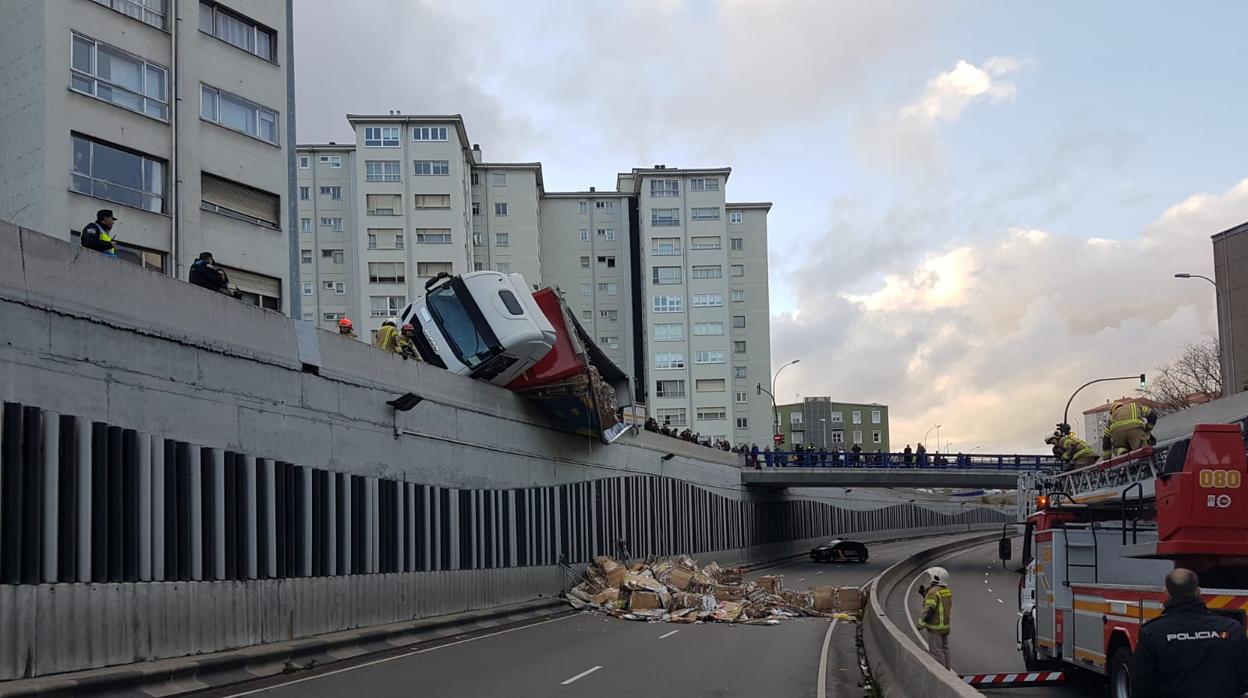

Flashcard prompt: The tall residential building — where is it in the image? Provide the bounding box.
[1213,221,1248,395]
[295,116,773,446]
[0,0,297,313]
[777,399,891,452]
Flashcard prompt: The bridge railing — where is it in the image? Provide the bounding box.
[745,450,1058,471]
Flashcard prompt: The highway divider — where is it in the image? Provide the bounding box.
[863,532,1002,698]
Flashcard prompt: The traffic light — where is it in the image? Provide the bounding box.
[773,433,785,445]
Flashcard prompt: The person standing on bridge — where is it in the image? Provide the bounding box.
[903,444,913,465]
[1130,568,1248,698]
[1103,399,1157,457]
[915,566,953,670]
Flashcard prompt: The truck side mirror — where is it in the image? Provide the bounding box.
[998,537,1012,561]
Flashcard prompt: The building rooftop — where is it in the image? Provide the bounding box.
[616,166,733,193]
[727,202,773,211]
[1212,220,1248,241]
[345,113,472,150]
[474,161,544,188]
[542,190,631,199]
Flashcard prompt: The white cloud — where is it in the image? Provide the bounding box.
[900,57,1024,123]
[772,178,1247,453]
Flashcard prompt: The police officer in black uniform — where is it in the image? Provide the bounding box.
[1131,568,1248,697]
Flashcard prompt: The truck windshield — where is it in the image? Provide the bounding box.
[425,284,498,369]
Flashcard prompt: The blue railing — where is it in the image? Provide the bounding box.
[745,450,1058,471]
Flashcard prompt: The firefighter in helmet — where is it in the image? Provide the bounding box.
[1045,432,1099,471]
[1103,399,1156,457]
[337,317,358,340]
[374,318,398,351]
[915,566,953,669]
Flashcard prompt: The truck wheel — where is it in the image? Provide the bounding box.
[1021,620,1040,671]
[1109,647,1132,698]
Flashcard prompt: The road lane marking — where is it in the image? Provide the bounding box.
[218,613,580,696]
[798,577,806,582]
[816,618,840,698]
[816,571,823,575]
[987,588,993,593]
[997,599,1004,604]
[904,544,984,649]
[659,629,679,639]
[561,665,602,685]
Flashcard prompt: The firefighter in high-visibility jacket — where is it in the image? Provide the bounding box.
[1045,432,1099,471]
[915,566,953,669]
[1103,399,1156,457]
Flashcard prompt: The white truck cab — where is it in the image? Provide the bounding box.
[399,271,556,385]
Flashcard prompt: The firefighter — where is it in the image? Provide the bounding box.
[1045,432,1098,471]
[337,317,358,339]
[1103,399,1156,457]
[1130,568,1248,698]
[395,323,419,360]
[915,566,953,669]
[374,318,398,351]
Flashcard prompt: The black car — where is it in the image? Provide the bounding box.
[810,539,869,563]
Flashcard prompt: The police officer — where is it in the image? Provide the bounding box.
[1131,568,1248,698]
[80,209,119,257]
[915,566,953,669]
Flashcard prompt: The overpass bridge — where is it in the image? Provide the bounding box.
[742,451,1058,489]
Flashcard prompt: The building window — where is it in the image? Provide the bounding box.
[412,126,449,141]
[415,229,453,244]
[472,233,483,246]
[70,34,169,121]
[732,315,746,329]
[366,193,401,215]
[597,255,616,268]
[735,417,749,429]
[689,177,719,192]
[494,202,508,216]
[691,207,720,221]
[414,194,450,209]
[580,283,591,297]
[599,309,619,321]
[322,313,340,322]
[872,409,882,424]
[655,353,686,369]
[367,228,403,250]
[370,295,406,318]
[301,313,314,321]
[414,160,450,176]
[70,134,165,213]
[656,380,686,398]
[852,411,862,424]
[696,379,726,393]
[471,172,480,186]
[321,248,344,264]
[299,218,311,233]
[734,366,747,378]
[651,209,680,226]
[651,238,681,256]
[693,322,724,336]
[474,261,484,271]
[577,228,589,242]
[692,294,722,307]
[656,408,687,427]
[690,236,721,250]
[320,217,343,231]
[491,232,509,247]
[417,262,453,277]
[597,282,617,295]
[653,296,682,313]
[792,431,805,445]
[596,228,615,240]
[491,171,506,186]
[92,0,166,29]
[829,412,844,424]
[694,350,725,364]
[732,289,745,302]
[831,431,844,444]
[319,155,342,168]
[368,262,405,283]
[578,201,589,215]
[199,3,275,61]
[300,248,311,264]
[323,281,345,295]
[729,210,743,224]
[790,412,804,426]
[873,430,882,444]
[364,126,400,147]
[580,256,590,269]
[691,265,722,279]
[654,323,684,341]
[853,430,863,445]
[595,200,615,212]
[650,179,679,198]
[734,392,749,404]
[599,336,620,349]
[733,341,746,353]
[299,156,310,169]
[697,408,727,421]
[299,186,309,200]
[731,264,745,277]
[365,160,401,182]
[302,281,313,295]
[320,186,341,200]
[652,266,681,285]
[582,309,592,320]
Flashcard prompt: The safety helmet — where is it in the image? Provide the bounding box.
[382,318,396,327]
[1044,435,1060,446]
[401,323,415,332]
[338,317,353,329]
[924,566,949,585]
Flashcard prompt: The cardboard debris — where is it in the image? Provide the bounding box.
[629,590,665,610]
[758,575,784,594]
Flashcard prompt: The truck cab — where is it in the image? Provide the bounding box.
[399,271,556,386]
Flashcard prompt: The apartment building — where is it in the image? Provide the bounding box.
[777,399,891,452]
[0,0,297,313]
[296,144,356,325]
[472,160,543,286]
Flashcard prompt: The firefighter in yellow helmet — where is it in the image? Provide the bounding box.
[1045,432,1099,471]
[1102,399,1157,457]
[915,566,953,669]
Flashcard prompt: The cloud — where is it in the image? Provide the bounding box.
[772,178,1248,453]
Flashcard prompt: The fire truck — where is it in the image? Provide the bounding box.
[1004,417,1248,698]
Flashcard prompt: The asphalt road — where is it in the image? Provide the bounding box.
[884,539,1104,698]
[197,534,982,698]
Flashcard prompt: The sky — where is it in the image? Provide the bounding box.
[294,1,1248,452]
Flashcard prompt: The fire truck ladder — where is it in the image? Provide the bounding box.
[1041,446,1166,506]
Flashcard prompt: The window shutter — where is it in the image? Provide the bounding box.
[202,173,280,226]
[220,265,280,299]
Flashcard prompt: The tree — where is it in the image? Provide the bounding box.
[1140,336,1222,413]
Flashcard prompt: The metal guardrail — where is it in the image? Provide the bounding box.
[748,450,1058,471]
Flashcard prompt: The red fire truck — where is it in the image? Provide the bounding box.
[1005,420,1248,698]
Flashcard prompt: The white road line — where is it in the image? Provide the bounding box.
[218,614,580,697]
[659,629,679,639]
[905,572,929,650]
[816,570,823,575]
[798,577,806,582]
[560,665,602,685]
[816,618,840,698]
[987,588,993,593]
[997,599,1004,604]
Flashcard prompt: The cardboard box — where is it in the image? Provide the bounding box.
[813,586,837,612]
[592,588,620,606]
[668,567,695,591]
[834,587,865,612]
[714,587,744,602]
[602,561,627,588]
[758,575,784,594]
[630,590,664,610]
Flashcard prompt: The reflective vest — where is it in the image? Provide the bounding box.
[1106,401,1151,437]
[374,325,398,351]
[1059,434,1096,462]
[920,585,952,634]
[82,222,117,255]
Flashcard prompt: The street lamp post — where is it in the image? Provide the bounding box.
[770,359,800,434]
[924,424,941,452]
[820,418,827,449]
[1061,374,1147,431]
[1174,272,1216,287]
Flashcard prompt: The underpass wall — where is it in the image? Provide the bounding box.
[0,222,1011,679]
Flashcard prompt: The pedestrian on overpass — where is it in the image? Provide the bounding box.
[1130,568,1248,698]
[916,442,928,466]
[903,444,913,465]
[915,566,953,670]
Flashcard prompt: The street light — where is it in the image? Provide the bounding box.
[924,424,941,452]
[1061,374,1147,430]
[820,418,828,449]
[770,359,801,434]
[1174,272,1216,286]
